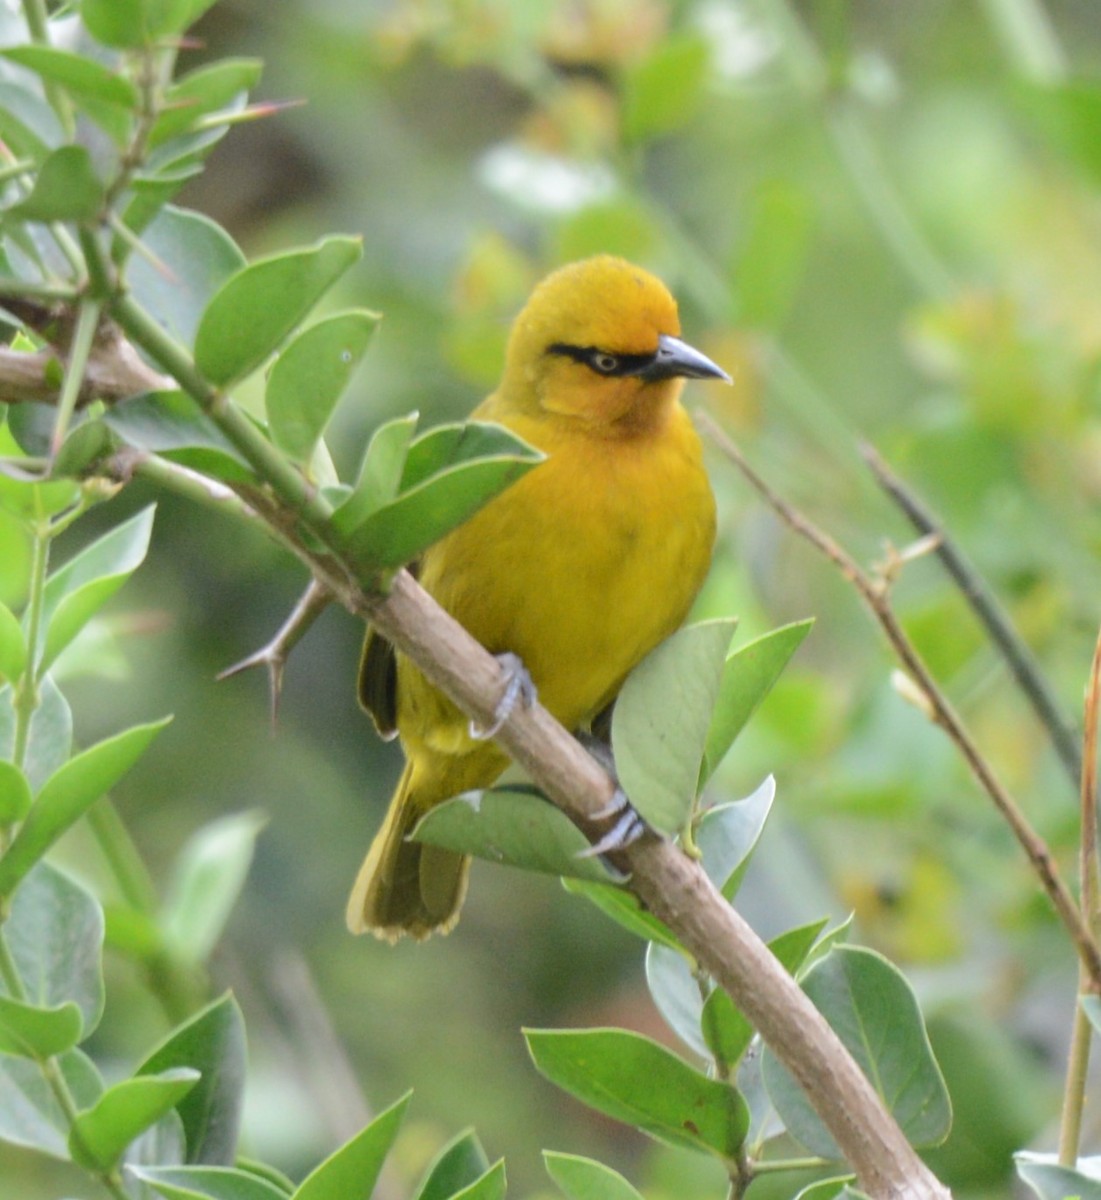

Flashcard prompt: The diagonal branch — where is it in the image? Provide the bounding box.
[698,410,1101,991]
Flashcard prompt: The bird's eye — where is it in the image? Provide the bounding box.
[590,352,620,375]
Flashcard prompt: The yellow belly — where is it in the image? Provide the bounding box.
[396,403,715,757]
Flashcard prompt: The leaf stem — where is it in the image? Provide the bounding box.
[86,799,159,915]
[50,296,102,459]
[11,505,51,772]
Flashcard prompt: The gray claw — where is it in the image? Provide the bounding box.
[469,652,537,740]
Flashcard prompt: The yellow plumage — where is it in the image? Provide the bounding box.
[347,255,724,941]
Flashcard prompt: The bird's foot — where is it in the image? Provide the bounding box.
[469,652,537,740]
[576,786,649,858]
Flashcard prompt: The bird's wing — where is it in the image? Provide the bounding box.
[358,627,398,740]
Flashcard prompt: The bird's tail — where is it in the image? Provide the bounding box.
[346,758,470,941]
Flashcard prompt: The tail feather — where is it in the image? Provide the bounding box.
[346,759,470,941]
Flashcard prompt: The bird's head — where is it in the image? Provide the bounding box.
[499,255,730,433]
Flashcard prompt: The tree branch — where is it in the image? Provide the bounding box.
[698,410,1101,991]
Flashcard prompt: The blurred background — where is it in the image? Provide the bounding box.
[8,0,1101,1196]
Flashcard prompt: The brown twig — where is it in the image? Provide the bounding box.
[698,410,1101,990]
[860,441,1083,790]
[0,331,170,406]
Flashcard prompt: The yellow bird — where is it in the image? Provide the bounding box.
[347,255,727,941]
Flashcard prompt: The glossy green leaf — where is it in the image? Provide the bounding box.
[0,600,26,682]
[451,1160,506,1200]
[9,146,104,222]
[161,811,265,965]
[701,620,813,785]
[1016,1153,1101,1200]
[0,717,171,899]
[71,1068,199,1171]
[612,619,737,834]
[622,34,710,142]
[399,420,539,490]
[332,412,419,536]
[6,861,104,1036]
[562,879,681,951]
[526,1027,749,1159]
[762,946,951,1157]
[102,391,255,483]
[39,504,155,671]
[0,995,81,1059]
[126,206,246,344]
[696,775,775,899]
[194,236,362,386]
[413,788,618,884]
[139,993,247,1165]
[544,1151,645,1200]
[1,46,139,109]
[292,1091,411,1200]
[266,310,379,463]
[130,1164,291,1200]
[414,1128,490,1200]
[341,449,541,572]
[150,58,263,149]
[0,1047,102,1159]
[0,759,31,823]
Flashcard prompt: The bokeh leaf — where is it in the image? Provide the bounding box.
[414,1127,490,1200]
[526,1027,748,1159]
[139,993,247,1165]
[131,1163,292,1200]
[0,600,26,682]
[194,236,362,386]
[413,788,618,884]
[612,620,737,834]
[0,759,31,823]
[1,46,139,110]
[762,946,951,1157]
[0,1047,103,1159]
[0,995,83,1058]
[266,310,379,463]
[8,146,104,222]
[696,775,775,899]
[1016,1153,1101,1200]
[150,58,263,149]
[160,811,265,966]
[450,1160,506,1200]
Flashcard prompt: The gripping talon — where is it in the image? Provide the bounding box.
[576,787,649,859]
[470,652,536,740]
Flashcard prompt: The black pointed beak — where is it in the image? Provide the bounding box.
[638,334,732,384]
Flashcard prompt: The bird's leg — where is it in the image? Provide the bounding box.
[573,731,650,858]
[469,651,537,740]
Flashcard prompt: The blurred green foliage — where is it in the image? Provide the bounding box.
[5,0,1101,1196]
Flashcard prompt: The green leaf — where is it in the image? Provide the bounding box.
[126,206,247,344]
[544,1152,644,1200]
[6,862,105,1036]
[0,760,31,823]
[82,0,203,48]
[0,600,26,683]
[612,619,737,834]
[526,1027,749,1160]
[645,940,709,1058]
[562,879,681,951]
[412,788,618,884]
[414,1128,490,1200]
[1014,80,1101,187]
[71,1067,199,1171]
[139,993,246,1165]
[194,236,363,386]
[735,180,814,328]
[761,946,951,1157]
[131,1164,291,1200]
[51,416,114,480]
[1082,993,1101,1036]
[701,620,813,785]
[292,1091,411,1200]
[622,34,710,142]
[0,717,171,900]
[1,45,139,109]
[0,674,74,792]
[700,985,749,1070]
[0,80,61,160]
[150,58,263,149]
[102,391,255,483]
[331,412,419,536]
[0,1046,102,1159]
[450,1160,506,1200]
[266,309,379,462]
[1016,1153,1101,1200]
[40,504,155,671]
[794,1178,859,1200]
[696,775,775,899]
[0,995,82,1059]
[161,811,265,965]
[339,421,543,572]
[9,146,104,223]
